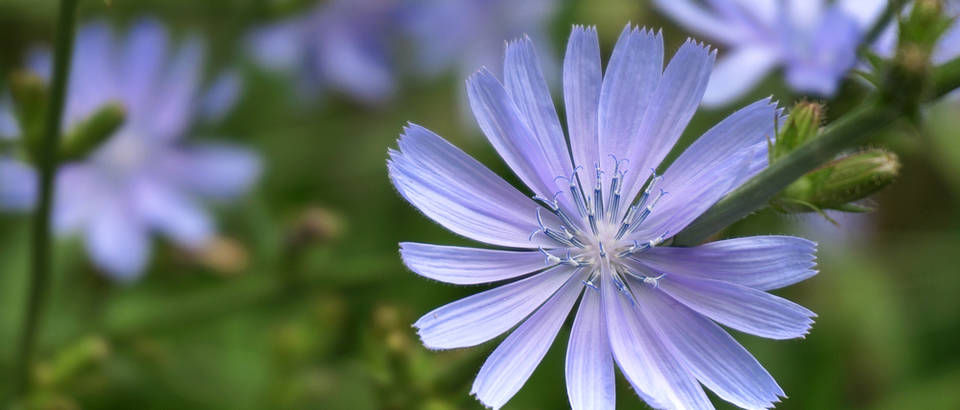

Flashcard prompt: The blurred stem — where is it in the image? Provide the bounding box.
[861,0,905,50]
[13,0,79,398]
[933,56,960,98]
[672,105,897,246]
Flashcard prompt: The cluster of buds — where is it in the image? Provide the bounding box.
[771,102,901,218]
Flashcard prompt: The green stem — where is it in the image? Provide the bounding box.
[672,104,898,246]
[861,0,906,50]
[932,56,960,99]
[13,0,79,397]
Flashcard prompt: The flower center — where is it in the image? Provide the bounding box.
[532,156,669,270]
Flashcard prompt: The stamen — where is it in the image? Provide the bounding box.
[563,166,590,219]
[628,188,667,234]
[561,226,587,248]
[561,250,583,267]
[642,273,666,288]
[582,270,600,290]
[538,247,562,265]
[611,268,638,306]
[536,208,577,247]
[593,163,604,223]
[615,205,639,239]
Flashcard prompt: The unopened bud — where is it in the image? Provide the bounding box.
[183,236,249,275]
[775,149,900,213]
[8,71,48,161]
[286,207,345,248]
[773,101,823,162]
[883,0,953,111]
[60,102,125,161]
[34,335,110,388]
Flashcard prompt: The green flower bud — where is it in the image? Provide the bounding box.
[34,335,110,388]
[60,101,125,161]
[8,71,49,161]
[883,0,953,112]
[774,148,901,214]
[772,101,823,162]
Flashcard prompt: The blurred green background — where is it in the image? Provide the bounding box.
[2,0,960,408]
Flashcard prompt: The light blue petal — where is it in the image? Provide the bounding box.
[637,236,818,291]
[318,22,395,103]
[471,270,584,410]
[0,102,21,137]
[150,36,205,141]
[467,69,566,203]
[246,20,305,72]
[782,6,860,96]
[652,0,750,44]
[52,165,106,234]
[619,40,715,207]
[838,0,889,29]
[388,124,558,249]
[702,47,779,107]
[64,22,118,129]
[133,177,213,248]
[637,285,785,409]
[659,274,816,339]
[597,26,662,178]
[413,264,575,350]
[503,35,574,213]
[85,199,150,280]
[632,98,778,238]
[566,286,615,410]
[0,158,37,210]
[601,259,713,409]
[400,242,550,285]
[198,70,242,122]
[563,26,603,189]
[121,18,169,117]
[166,143,261,200]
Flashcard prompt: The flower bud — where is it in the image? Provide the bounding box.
[34,335,110,388]
[772,101,823,162]
[774,149,901,213]
[60,102,125,161]
[883,0,953,112]
[8,71,48,161]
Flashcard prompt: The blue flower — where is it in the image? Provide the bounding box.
[653,0,887,107]
[401,0,556,80]
[0,19,260,280]
[246,0,399,104]
[389,26,818,409]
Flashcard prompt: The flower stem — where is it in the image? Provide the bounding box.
[861,0,906,49]
[933,56,960,99]
[672,105,898,246]
[13,0,79,397]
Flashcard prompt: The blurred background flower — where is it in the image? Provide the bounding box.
[653,0,887,107]
[247,0,400,104]
[0,0,959,409]
[0,19,260,279]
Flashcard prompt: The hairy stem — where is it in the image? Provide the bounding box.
[933,56,960,99]
[673,105,897,246]
[13,0,79,397]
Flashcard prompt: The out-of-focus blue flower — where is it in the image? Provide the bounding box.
[0,19,260,280]
[654,0,887,107]
[247,0,399,104]
[401,0,556,80]
[390,25,818,409]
